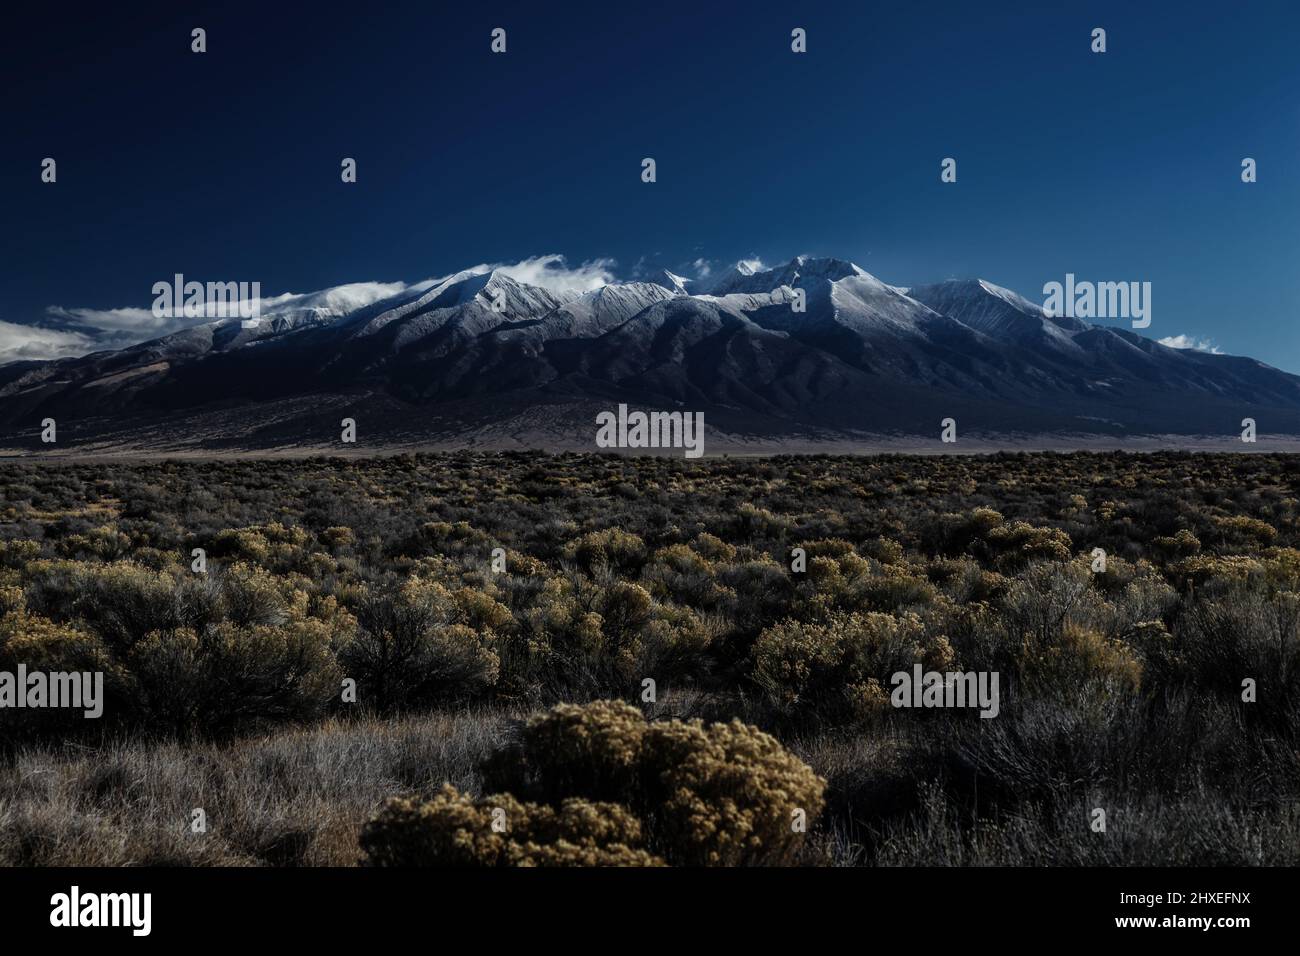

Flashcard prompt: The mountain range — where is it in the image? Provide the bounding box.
[3,256,1298,453]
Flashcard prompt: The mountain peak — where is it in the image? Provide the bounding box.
[907,277,1090,343]
[784,255,866,279]
[7,251,1300,447]
[649,270,691,294]
[704,256,867,296]
[911,277,1044,313]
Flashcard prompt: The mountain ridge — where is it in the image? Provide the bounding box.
[2,256,1297,452]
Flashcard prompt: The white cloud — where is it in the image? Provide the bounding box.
[28,280,429,365]
[16,256,617,365]
[1158,334,1223,354]
[250,281,418,318]
[692,258,712,279]
[0,320,97,364]
[51,281,420,332]
[736,257,766,274]
[45,305,167,333]
[484,254,617,296]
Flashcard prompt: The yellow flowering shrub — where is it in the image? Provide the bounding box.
[984,520,1073,570]
[340,576,500,709]
[641,716,825,866]
[0,602,126,736]
[360,784,662,867]
[0,539,40,569]
[1152,528,1201,560]
[643,543,734,610]
[1020,621,1143,693]
[751,611,952,724]
[1213,515,1278,548]
[58,525,132,561]
[128,618,341,736]
[563,528,648,575]
[509,578,716,695]
[480,700,825,866]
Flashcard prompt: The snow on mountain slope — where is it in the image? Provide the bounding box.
[701,255,864,296]
[648,270,692,295]
[356,270,567,342]
[5,254,1300,446]
[535,282,679,338]
[369,280,683,400]
[908,279,1087,357]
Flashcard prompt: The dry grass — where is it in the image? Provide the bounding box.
[0,708,518,866]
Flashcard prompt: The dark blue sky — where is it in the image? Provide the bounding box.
[4,1,1298,367]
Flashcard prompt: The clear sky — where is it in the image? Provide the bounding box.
[3,0,1298,367]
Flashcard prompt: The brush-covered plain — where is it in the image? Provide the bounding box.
[0,451,1297,866]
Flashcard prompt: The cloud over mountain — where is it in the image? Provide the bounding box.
[486,254,618,297]
[1158,334,1223,354]
[0,320,95,363]
[19,258,625,361]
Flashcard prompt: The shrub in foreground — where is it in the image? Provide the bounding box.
[363,700,825,866]
[360,784,661,866]
[482,700,826,865]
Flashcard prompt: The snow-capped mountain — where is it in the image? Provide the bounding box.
[3,256,1299,451]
